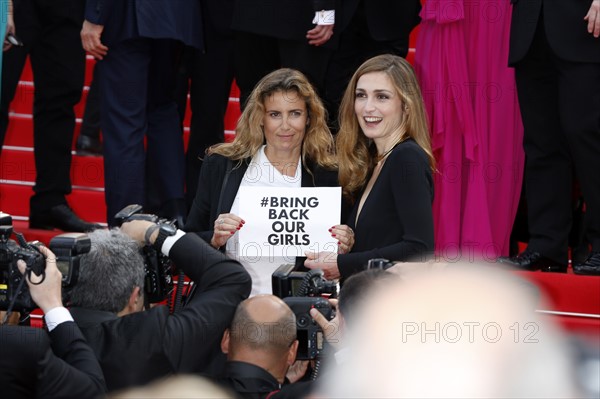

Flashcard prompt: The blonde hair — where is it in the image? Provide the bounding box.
[336,55,434,200]
[208,68,336,170]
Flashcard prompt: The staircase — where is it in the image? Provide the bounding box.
[1,47,598,339]
[0,56,241,244]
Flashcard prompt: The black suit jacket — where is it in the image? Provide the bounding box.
[84,0,203,49]
[337,140,434,279]
[338,0,422,42]
[203,0,235,37]
[232,0,336,41]
[509,0,600,64]
[184,153,346,243]
[219,361,313,399]
[0,322,106,398]
[70,233,252,391]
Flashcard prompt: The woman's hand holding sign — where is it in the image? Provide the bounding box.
[211,213,245,249]
[330,224,355,254]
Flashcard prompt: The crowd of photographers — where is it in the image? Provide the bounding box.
[1,208,598,398]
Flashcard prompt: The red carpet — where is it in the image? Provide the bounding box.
[2,51,598,339]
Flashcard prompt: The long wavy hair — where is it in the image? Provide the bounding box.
[208,68,336,170]
[336,55,435,201]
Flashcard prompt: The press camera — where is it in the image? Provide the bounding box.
[0,212,90,311]
[114,204,174,304]
[271,263,337,298]
[272,264,336,360]
[284,296,333,360]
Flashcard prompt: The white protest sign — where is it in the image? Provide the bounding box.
[238,186,341,258]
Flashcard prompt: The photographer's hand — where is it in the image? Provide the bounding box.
[286,360,309,383]
[16,246,63,313]
[310,299,342,351]
[121,220,156,245]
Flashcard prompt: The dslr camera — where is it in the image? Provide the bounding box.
[0,212,90,311]
[283,296,333,360]
[114,204,174,304]
[272,263,337,298]
[272,264,336,360]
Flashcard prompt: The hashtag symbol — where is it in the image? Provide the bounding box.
[261,197,269,207]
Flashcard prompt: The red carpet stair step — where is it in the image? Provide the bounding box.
[0,56,240,226]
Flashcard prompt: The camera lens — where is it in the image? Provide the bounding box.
[297,315,309,328]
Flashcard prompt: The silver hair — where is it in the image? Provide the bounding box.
[69,229,145,313]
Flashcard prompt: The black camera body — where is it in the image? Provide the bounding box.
[49,233,91,289]
[1,212,45,310]
[114,204,174,303]
[1,212,89,311]
[0,238,45,311]
[272,263,337,299]
[273,264,336,360]
[284,296,333,360]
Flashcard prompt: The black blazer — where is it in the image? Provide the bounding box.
[338,0,422,42]
[337,140,434,279]
[509,0,600,64]
[232,0,336,41]
[203,0,235,37]
[70,233,252,391]
[84,0,203,49]
[184,153,345,244]
[0,322,106,398]
[218,361,313,399]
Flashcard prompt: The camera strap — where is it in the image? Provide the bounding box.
[265,389,281,399]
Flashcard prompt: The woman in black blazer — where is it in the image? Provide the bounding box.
[184,68,353,295]
[306,55,435,280]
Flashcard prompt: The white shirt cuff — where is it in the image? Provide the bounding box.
[44,307,74,332]
[161,229,186,256]
[313,10,335,25]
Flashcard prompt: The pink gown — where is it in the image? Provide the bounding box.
[414,0,524,259]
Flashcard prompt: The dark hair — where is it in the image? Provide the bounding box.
[338,268,396,328]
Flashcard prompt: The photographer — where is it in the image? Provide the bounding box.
[219,295,313,399]
[68,220,251,391]
[309,268,396,359]
[0,245,106,398]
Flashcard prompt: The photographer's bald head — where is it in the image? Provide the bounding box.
[221,295,298,384]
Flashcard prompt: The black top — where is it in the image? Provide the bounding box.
[231,0,421,45]
[218,361,313,399]
[70,233,252,391]
[0,322,106,398]
[509,0,600,64]
[338,139,435,279]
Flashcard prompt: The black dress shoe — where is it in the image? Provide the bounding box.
[29,204,103,232]
[573,252,600,276]
[75,134,103,156]
[497,250,567,273]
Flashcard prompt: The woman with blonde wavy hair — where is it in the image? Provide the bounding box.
[306,54,435,281]
[185,68,353,295]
